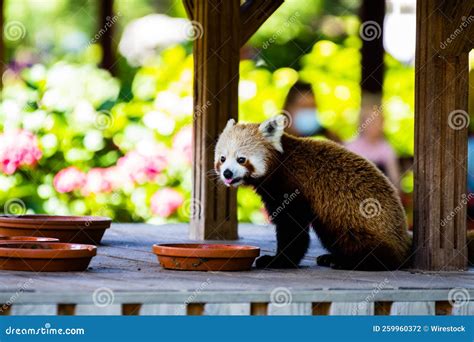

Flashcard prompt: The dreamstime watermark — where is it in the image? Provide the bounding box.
[92,287,115,308]
[3,198,27,217]
[440,16,474,49]
[4,21,26,41]
[262,12,301,49]
[355,105,382,137]
[270,287,293,307]
[83,207,107,228]
[0,278,34,313]
[89,12,122,45]
[193,100,211,120]
[268,189,300,221]
[359,21,381,41]
[5,323,85,336]
[440,193,474,227]
[269,110,293,130]
[177,278,211,313]
[352,278,390,314]
[359,198,382,219]
[180,198,202,219]
[448,288,470,308]
[95,110,115,130]
[183,20,204,41]
[447,109,470,130]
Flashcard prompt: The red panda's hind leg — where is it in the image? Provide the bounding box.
[255,218,310,269]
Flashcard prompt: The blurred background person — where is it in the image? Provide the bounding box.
[283,82,340,142]
[346,100,400,189]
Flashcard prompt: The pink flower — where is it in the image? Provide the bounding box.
[0,130,42,174]
[53,166,86,193]
[172,125,193,164]
[82,168,113,195]
[151,188,184,218]
[102,166,130,190]
[117,147,168,184]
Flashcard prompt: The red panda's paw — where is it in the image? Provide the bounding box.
[316,254,349,269]
[255,255,298,269]
[316,254,334,267]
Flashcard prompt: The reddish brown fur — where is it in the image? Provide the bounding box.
[216,120,474,270]
[257,133,411,270]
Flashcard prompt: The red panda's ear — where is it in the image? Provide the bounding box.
[223,118,236,132]
[259,115,285,152]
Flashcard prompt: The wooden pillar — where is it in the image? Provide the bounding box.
[359,0,385,95]
[187,0,240,240]
[413,0,473,271]
[0,0,4,87]
[185,0,283,240]
[98,0,116,74]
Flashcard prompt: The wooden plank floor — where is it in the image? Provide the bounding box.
[0,223,473,305]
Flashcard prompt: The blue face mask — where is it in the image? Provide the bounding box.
[293,108,322,136]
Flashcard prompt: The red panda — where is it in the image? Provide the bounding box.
[214,115,472,270]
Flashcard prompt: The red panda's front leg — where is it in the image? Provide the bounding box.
[255,217,310,269]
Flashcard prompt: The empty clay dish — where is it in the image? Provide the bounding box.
[0,236,59,242]
[0,242,97,272]
[152,243,260,271]
[0,215,111,245]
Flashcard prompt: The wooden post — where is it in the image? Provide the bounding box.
[374,301,392,315]
[186,0,282,240]
[122,303,142,315]
[435,301,453,315]
[57,304,76,315]
[250,302,268,315]
[98,0,116,74]
[359,0,385,95]
[311,302,331,315]
[413,0,472,271]
[186,303,205,315]
[0,0,4,87]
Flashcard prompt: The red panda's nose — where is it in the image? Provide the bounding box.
[223,169,233,179]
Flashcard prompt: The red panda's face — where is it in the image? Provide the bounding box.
[214,116,286,187]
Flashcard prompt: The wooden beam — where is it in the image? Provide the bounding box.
[57,304,76,315]
[359,0,385,94]
[98,0,116,74]
[311,302,330,315]
[413,0,469,271]
[0,0,4,88]
[240,0,284,45]
[374,301,392,315]
[187,303,205,315]
[250,302,268,315]
[187,0,240,240]
[435,301,453,315]
[122,303,141,315]
[0,303,10,315]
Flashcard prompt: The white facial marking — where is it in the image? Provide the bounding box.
[220,158,246,187]
[215,118,285,187]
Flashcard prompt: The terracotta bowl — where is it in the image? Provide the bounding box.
[0,215,111,245]
[152,243,260,271]
[0,236,59,242]
[0,242,97,272]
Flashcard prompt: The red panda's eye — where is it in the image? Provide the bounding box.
[220,156,226,163]
[237,157,246,164]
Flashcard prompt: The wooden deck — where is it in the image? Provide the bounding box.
[0,223,473,315]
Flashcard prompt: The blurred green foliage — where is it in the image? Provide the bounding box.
[4,0,470,224]
[0,38,417,223]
